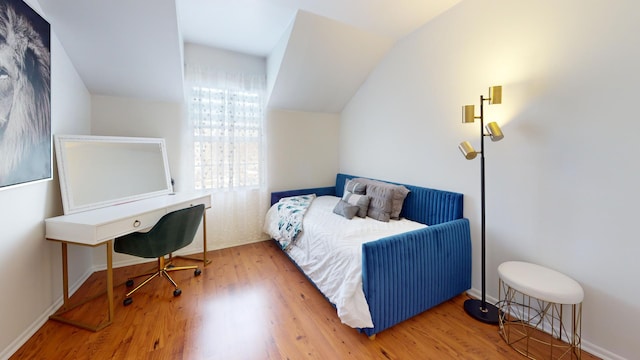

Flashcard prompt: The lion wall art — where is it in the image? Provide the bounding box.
[0,0,51,189]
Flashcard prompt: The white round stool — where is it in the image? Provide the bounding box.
[497,261,584,360]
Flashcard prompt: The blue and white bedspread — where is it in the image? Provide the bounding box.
[272,194,316,250]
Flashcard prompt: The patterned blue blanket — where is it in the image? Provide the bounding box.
[275,194,316,250]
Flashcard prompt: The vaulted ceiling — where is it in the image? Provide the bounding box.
[39,0,460,113]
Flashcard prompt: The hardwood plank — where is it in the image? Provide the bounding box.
[10,241,600,359]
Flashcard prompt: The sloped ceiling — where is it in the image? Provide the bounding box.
[267,11,393,113]
[40,0,184,102]
[39,0,461,111]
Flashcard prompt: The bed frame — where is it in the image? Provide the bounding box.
[270,173,471,337]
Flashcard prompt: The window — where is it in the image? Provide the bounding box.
[189,86,264,190]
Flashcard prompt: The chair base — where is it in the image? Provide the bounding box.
[123,256,201,305]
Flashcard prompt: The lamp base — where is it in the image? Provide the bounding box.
[463,298,499,324]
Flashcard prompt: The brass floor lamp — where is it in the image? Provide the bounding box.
[458,85,504,324]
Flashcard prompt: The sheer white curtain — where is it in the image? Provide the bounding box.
[184,65,269,248]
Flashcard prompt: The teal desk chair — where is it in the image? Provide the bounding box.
[114,204,205,306]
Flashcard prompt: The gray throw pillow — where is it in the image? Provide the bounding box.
[333,199,359,219]
[362,182,394,222]
[390,185,410,219]
[353,178,410,220]
[342,192,370,218]
[345,179,367,195]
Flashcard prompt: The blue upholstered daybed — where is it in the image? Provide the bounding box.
[268,173,471,337]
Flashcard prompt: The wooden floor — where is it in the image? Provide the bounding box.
[12,240,599,360]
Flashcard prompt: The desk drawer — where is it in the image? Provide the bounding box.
[96,209,165,240]
[166,199,210,213]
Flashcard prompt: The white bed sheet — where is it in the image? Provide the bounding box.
[263,195,426,328]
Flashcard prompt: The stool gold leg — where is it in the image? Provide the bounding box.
[498,281,582,359]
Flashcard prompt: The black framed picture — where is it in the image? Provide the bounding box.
[0,0,51,189]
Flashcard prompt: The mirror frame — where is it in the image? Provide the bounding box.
[54,134,173,214]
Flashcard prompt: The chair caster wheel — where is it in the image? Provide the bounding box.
[194,269,202,276]
[126,279,134,287]
[123,297,133,306]
[173,288,182,297]
[167,264,175,269]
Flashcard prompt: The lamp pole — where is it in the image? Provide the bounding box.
[463,94,500,324]
[480,94,487,311]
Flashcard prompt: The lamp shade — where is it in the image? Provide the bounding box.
[485,122,504,141]
[462,105,475,123]
[458,141,477,160]
[489,86,502,105]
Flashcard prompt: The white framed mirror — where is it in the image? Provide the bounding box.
[54,135,173,214]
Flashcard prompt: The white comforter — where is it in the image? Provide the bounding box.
[263,195,427,328]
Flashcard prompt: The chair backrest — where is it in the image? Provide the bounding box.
[114,204,205,258]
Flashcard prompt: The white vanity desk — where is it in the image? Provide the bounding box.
[45,135,210,331]
[45,192,211,331]
[46,192,211,246]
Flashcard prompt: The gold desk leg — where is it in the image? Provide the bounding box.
[61,242,69,308]
[49,240,114,332]
[106,240,114,324]
[175,211,211,265]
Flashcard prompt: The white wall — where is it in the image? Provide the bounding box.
[0,1,92,357]
[266,109,340,192]
[340,1,638,359]
[185,42,266,75]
